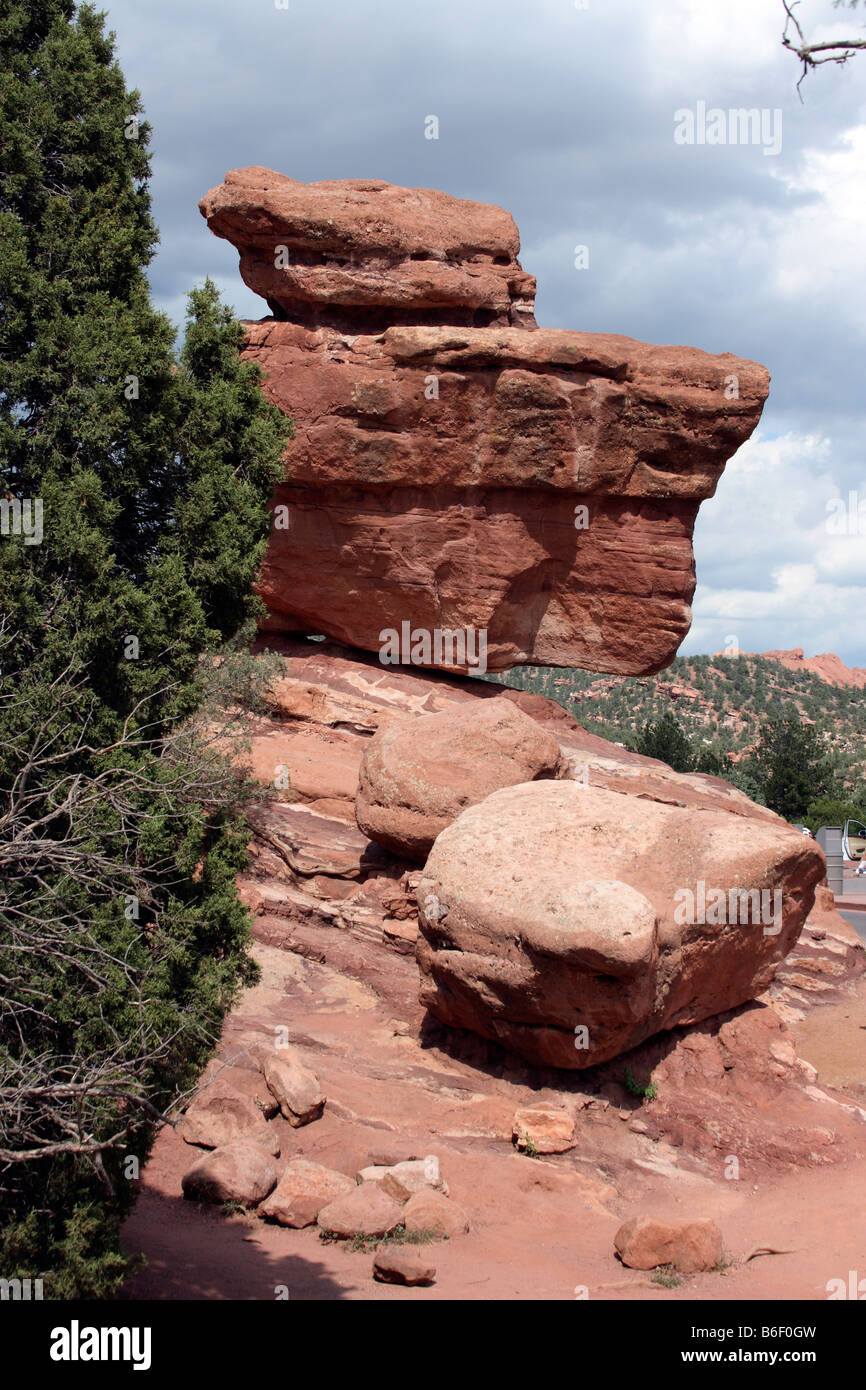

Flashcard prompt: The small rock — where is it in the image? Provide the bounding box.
[317,1183,403,1238]
[259,1159,355,1227]
[357,1156,448,1203]
[513,1105,575,1154]
[181,1141,278,1207]
[264,1051,325,1127]
[373,1249,436,1286]
[367,1144,420,1167]
[402,1189,469,1239]
[614,1216,723,1273]
[383,918,419,955]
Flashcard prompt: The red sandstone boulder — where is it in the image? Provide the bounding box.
[200,169,769,676]
[355,697,568,859]
[356,1156,448,1202]
[200,169,534,329]
[181,1140,278,1207]
[180,1087,279,1156]
[513,1105,576,1154]
[316,1183,403,1238]
[614,1216,724,1273]
[373,1249,436,1286]
[259,1159,355,1227]
[263,1050,325,1127]
[402,1189,470,1238]
[417,781,826,1069]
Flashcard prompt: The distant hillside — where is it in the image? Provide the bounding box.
[492,653,866,795]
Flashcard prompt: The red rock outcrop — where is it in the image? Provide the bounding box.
[125,643,866,1301]
[200,168,770,674]
[758,649,866,690]
[417,779,826,1069]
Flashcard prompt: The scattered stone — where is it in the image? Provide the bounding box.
[357,1156,448,1203]
[402,1189,469,1239]
[259,1159,355,1228]
[513,1105,575,1154]
[367,1144,421,1167]
[264,1051,325,1127]
[317,1183,403,1238]
[614,1216,724,1273]
[382,917,418,954]
[180,1088,279,1156]
[373,1249,436,1286]
[181,1141,278,1207]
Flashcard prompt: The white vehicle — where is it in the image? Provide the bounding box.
[842,819,866,874]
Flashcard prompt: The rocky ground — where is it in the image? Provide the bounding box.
[121,639,866,1302]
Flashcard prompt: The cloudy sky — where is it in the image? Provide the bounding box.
[104,0,866,666]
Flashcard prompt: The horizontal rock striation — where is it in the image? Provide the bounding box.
[201,168,770,673]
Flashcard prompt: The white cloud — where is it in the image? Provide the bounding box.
[685,430,866,660]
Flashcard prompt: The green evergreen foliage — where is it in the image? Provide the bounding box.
[487,653,865,808]
[0,1,290,1295]
[750,716,837,821]
[632,712,695,772]
[803,797,866,836]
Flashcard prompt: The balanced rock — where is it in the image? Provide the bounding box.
[259,1158,355,1227]
[264,1050,325,1127]
[317,1183,404,1238]
[181,1140,278,1207]
[355,697,567,859]
[200,168,769,676]
[417,780,825,1069]
[614,1216,724,1273]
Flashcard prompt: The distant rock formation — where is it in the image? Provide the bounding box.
[200,167,770,674]
[758,648,866,690]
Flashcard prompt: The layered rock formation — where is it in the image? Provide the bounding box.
[200,168,770,674]
[226,636,863,1053]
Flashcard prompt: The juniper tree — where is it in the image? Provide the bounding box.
[0,1,288,1294]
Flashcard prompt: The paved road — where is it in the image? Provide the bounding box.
[837,908,866,943]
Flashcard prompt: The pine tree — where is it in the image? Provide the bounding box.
[632,711,695,773]
[751,717,837,822]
